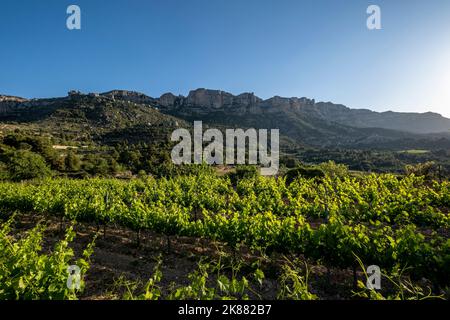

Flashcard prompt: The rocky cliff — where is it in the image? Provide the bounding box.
[0,95,29,114]
[156,88,315,116]
[100,90,156,105]
[154,88,449,134]
[1,89,449,135]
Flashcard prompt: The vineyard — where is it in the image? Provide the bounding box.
[0,172,449,300]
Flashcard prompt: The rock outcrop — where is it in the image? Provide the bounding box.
[156,88,315,116]
[0,95,29,114]
[153,88,449,134]
[0,95,28,103]
[100,90,155,105]
[1,88,449,134]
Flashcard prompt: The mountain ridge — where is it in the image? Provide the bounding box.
[100,88,450,134]
[2,88,449,133]
[1,89,449,146]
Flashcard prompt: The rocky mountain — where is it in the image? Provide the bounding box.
[0,91,184,145]
[0,95,28,103]
[151,88,450,149]
[0,95,29,114]
[100,90,157,105]
[313,103,450,134]
[0,89,449,150]
[154,88,450,135]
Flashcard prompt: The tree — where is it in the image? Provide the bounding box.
[0,162,8,180]
[405,161,436,179]
[119,150,141,169]
[7,150,52,181]
[280,155,300,168]
[318,161,349,178]
[94,158,110,176]
[285,165,325,184]
[228,165,259,185]
[65,150,81,171]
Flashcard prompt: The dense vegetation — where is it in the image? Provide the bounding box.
[0,167,448,299]
[0,216,95,299]
[1,131,449,183]
[0,95,449,300]
[1,91,450,177]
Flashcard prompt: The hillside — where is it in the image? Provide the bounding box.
[1,88,449,152]
[153,88,450,150]
[313,102,450,134]
[0,92,185,146]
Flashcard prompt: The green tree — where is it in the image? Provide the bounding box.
[405,161,436,179]
[228,165,259,185]
[65,151,81,171]
[7,150,52,181]
[318,161,349,178]
[285,165,325,184]
[0,162,8,180]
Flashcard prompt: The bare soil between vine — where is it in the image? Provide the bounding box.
[9,212,429,300]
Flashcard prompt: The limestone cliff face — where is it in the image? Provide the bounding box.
[313,102,450,134]
[186,89,233,109]
[153,88,450,134]
[100,90,155,105]
[182,89,313,111]
[156,89,314,115]
[158,89,262,114]
[159,93,178,107]
[1,89,449,134]
[0,95,28,114]
[259,96,315,113]
[0,95,28,103]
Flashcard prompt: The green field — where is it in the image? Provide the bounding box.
[399,150,430,154]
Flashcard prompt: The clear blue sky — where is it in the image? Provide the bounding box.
[1,0,449,117]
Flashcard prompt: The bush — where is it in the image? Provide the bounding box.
[280,156,301,168]
[318,161,349,178]
[0,162,8,180]
[65,151,81,172]
[285,165,325,184]
[228,165,259,184]
[7,150,52,181]
[405,161,437,179]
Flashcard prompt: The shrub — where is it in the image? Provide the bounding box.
[405,161,436,179]
[228,165,259,184]
[318,161,349,178]
[285,165,324,184]
[6,150,52,181]
[65,150,81,172]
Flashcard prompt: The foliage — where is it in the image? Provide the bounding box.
[65,151,81,172]
[405,161,438,180]
[277,258,317,300]
[0,216,95,300]
[6,150,52,181]
[285,165,325,183]
[352,255,444,300]
[0,172,448,294]
[228,165,259,185]
[317,161,349,179]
